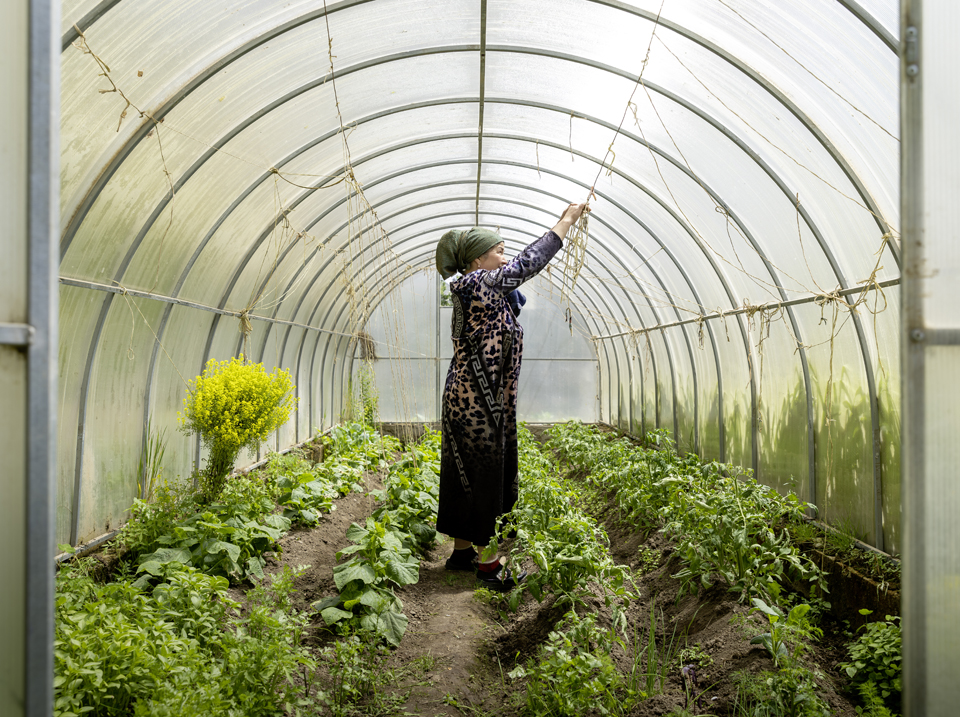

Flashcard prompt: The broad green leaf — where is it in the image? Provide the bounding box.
[383,559,419,586]
[378,610,408,646]
[359,588,391,612]
[312,595,341,612]
[246,556,265,580]
[263,514,292,531]
[345,523,369,542]
[320,607,354,626]
[333,561,377,590]
[359,613,379,634]
[208,540,241,562]
[139,547,191,568]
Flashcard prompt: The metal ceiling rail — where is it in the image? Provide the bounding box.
[57,276,359,339]
[591,277,902,341]
[305,236,609,440]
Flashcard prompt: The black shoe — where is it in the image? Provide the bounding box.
[445,548,478,572]
[476,565,526,592]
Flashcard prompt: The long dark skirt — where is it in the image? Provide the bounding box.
[436,340,520,547]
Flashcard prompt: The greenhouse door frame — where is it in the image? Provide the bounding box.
[901,1,960,715]
[2,1,59,716]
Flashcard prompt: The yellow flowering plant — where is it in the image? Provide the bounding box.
[179,355,298,502]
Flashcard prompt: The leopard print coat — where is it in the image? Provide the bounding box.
[436,230,563,545]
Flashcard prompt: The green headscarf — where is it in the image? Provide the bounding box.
[435,227,503,279]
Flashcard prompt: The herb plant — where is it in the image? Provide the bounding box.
[178,355,297,502]
[839,611,902,711]
[509,610,638,716]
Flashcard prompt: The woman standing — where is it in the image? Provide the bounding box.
[434,202,589,590]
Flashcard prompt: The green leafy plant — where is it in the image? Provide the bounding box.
[271,455,340,525]
[508,610,638,716]
[370,444,441,554]
[545,421,826,604]
[749,597,821,668]
[733,666,831,717]
[504,427,636,613]
[677,643,714,671]
[120,476,197,559]
[314,516,418,646]
[134,506,290,584]
[55,558,319,717]
[637,546,662,574]
[345,357,379,427]
[178,355,297,502]
[730,594,830,717]
[854,681,895,717]
[839,611,901,710]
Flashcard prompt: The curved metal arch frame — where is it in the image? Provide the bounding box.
[60,3,893,544]
[113,84,844,493]
[119,72,862,493]
[255,180,685,449]
[305,233,609,434]
[329,230,616,424]
[171,143,744,484]
[82,51,881,488]
[67,131,740,544]
[301,125,842,499]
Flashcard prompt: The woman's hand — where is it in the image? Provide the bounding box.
[551,202,591,240]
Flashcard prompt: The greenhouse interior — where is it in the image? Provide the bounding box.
[3,0,959,715]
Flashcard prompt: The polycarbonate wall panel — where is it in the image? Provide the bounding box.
[716,316,753,470]
[75,297,162,542]
[56,285,98,543]
[614,339,632,431]
[369,359,438,423]
[366,271,437,360]
[648,331,674,437]
[797,302,876,542]
[754,318,810,498]
[635,338,659,436]
[691,327,721,463]
[519,359,596,422]
[874,286,900,553]
[662,326,696,454]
